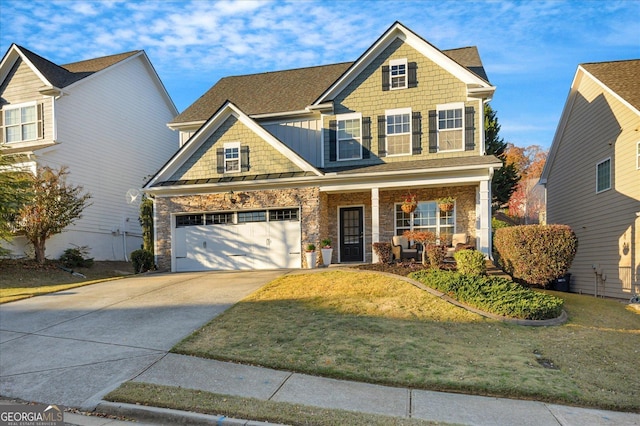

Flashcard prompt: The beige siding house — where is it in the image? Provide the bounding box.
[145,22,501,272]
[0,45,178,260]
[541,59,640,299]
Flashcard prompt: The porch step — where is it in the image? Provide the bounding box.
[486,260,511,280]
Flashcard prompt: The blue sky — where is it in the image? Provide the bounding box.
[1,0,638,149]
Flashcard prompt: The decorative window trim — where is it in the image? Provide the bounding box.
[385,107,412,156]
[224,142,241,173]
[336,112,362,161]
[389,58,408,90]
[436,102,465,152]
[1,101,42,144]
[596,157,611,193]
[636,141,640,170]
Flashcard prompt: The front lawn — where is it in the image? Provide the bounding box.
[171,270,640,412]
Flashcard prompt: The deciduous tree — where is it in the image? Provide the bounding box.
[16,166,91,263]
[0,155,32,253]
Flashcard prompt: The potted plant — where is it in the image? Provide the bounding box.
[401,193,417,214]
[305,243,317,269]
[320,238,333,266]
[437,196,455,212]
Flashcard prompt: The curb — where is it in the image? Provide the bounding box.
[96,401,287,426]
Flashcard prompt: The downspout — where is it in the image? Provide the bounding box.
[123,217,129,262]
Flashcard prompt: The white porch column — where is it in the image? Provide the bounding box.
[478,178,492,258]
[371,187,380,263]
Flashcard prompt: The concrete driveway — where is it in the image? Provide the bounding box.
[0,270,286,410]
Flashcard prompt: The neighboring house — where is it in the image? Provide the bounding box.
[541,59,640,299]
[0,44,178,260]
[144,22,501,272]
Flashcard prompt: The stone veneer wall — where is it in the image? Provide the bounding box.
[155,186,320,270]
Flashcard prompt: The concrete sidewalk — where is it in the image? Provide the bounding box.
[93,353,639,426]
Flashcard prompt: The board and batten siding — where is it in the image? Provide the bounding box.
[263,118,322,167]
[546,72,640,299]
[33,55,178,260]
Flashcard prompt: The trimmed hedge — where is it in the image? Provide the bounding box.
[493,224,577,287]
[409,269,564,320]
[130,249,154,274]
[372,242,393,264]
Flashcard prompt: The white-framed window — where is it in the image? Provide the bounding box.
[596,157,611,193]
[395,201,455,243]
[2,102,38,143]
[337,112,362,160]
[386,108,412,156]
[224,142,240,173]
[636,141,640,169]
[389,58,408,90]
[437,102,464,152]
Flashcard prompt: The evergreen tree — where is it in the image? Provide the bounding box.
[484,104,520,210]
[0,155,32,254]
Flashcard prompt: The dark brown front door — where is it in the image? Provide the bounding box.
[340,206,364,262]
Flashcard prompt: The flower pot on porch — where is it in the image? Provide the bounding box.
[305,251,317,269]
[439,203,454,212]
[401,203,417,214]
[321,248,333,266]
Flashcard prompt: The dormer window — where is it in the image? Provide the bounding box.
[390,59,407,89]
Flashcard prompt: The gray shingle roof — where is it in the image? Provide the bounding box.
[322,155,503,175]
[15,45,139,88]
[582,59,640,111]
[171,46,489,125]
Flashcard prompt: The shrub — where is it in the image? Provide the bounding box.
[494,224,577,288]
[130,249,154,274]
[59,246,94,268]
[454,249,486,276]
[409,269,564,320]
[372,242,392,264]
[425,244,446,269]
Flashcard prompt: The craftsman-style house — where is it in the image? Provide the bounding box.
[144,22,501,272]
[541,59,640,299]
[0,44,178,260]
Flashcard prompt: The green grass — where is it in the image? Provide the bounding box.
[172,270,640,412]
[0,259,133,303]
[105,382,442,426]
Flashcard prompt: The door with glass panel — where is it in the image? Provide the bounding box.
[339,207,364,262]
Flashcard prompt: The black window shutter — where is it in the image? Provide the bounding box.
[411,111,422,155]
[329,120,337,162]
[241,146,250,171]
[216,147,225,173]
[465,106,475,151]
[381,65,390,91]
[408,62,418,88]
[377,115,386,156]
[362,117,371,159]
[428,110,437,153]
[37,103,44,139]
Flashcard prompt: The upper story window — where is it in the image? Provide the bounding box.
[337,112,362,161]
[386,108,411,156]
[637,141,640,169]
[216,142,249,174]
[224,142,240,173]
[382,60,417,91]
[1,102,41,144]
[437,103,464,152]
[390,59,407,90]
[596,157,611,193]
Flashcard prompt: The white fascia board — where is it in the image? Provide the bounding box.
[144,101,322,188]
[314,22,492,104]
[0,45,52,88]
[250,109,314,119]
[579,65,640,117]
[319,172,492,193]
[167,120,206,131]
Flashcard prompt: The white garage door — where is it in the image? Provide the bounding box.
[174,209,301,272]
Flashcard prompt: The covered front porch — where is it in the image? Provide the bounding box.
[317,180,492,265]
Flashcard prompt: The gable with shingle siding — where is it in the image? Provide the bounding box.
[169,114,304,181]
